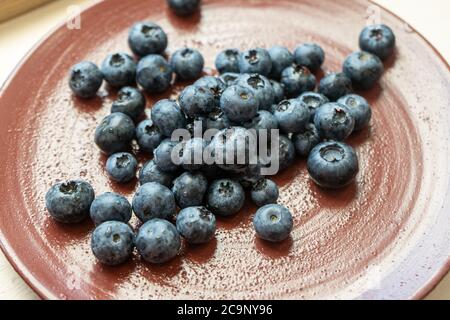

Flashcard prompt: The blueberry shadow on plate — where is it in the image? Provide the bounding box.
[254,236,293,259]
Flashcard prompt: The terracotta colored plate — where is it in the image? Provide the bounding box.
[0,0,449,300]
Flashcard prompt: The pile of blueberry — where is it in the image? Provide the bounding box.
[46,1,396,267]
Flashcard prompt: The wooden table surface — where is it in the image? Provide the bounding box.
[0,0,449,300]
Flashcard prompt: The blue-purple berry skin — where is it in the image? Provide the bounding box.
[136,119,163,154]
[293,43,325,72]
[171,47,204,80]
[307,141,359,189]
[273,99,309,134]
[112,87,145,122]
[101,52,136,88]
[151,99,186,137]
[343,51,384,89]
[168,0,200,16]
[105,152,138,183]
[238,48,272,77]
[139,160,175,188]
[280,64,316,98]
[215,48,240,74]
[154,138,180,173]
[176,206,216,244]
[220,85,259,124]
[94,112,135,154]
[359,24,395,60]
[337,94,372,131]
[172,171,208,208]
[235,73,274,111]
[293,123,321,157]
[268,46,294,80]
[251,179,279,207]
[314,102,355,141]
[136,54,173,93]
[297,91,329,121]
[179,85,215,118]
[206,179,245,216]
[253,204,293,242]
[318,72,353,101]
[128,22,168,56]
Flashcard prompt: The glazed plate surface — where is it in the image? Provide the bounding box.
[0,0,449,299]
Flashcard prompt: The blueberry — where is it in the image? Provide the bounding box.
[318,72,353,101]
[185,115,207,137]
[176,206,216,244]
[180,137,207,171]
[293,123,321,157]
[242,110,278,137]
[268,46,294,79]
[194,76,226,107]
[359,24,395,60]
[179,85,215,118]
[270,80,285,104]
[112,87,145,121]
[273,99,309,134]
[172,171,208,208]
[343,51,383,89]
[132,182,176,222]
[91,221,134,266]
[94,113,135,154]
[219,72,240,87]
[253,204,293,242]
[238,48,272,76]
[106,152,138,183]
[136,119,163,154]
[307,141,358,188]
[206,179,245,216]
[137,54,173,93]
[89,192,132,226]
[314,102,355,141]
[68,61,103,98]
[101,53,136,88]
[167,0,200,16]
[154,138,180,173]
[215,48,240,74]
[236,73,274,110]
[293,43,325,72]
[297,91,329,121]
[128,22,168,56]
[45,180,95,224]
[207,127,255,172]
[280,64,316,98]
[273,134,295,172]
[337,94,372,131]
[136,219,180,263]
[205,108,231,131]
[139,159,175,187]
[151,99,186,137]
[171,48,204,80]
[220,85,259,123]
[251,179,279,207]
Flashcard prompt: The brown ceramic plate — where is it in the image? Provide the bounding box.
[0,0,449,300]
